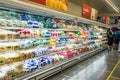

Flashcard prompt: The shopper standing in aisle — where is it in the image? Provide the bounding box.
[113,31,120,50]
[107,29,114,53]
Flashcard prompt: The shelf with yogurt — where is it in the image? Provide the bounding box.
[0,29,19,40]
[16,48,106,80]
[0,37,81,53]
[0,36,79,43]
[0,36,74,42]
[1,39,101,61]
[0,18,80,32]
[0,44,105,80]
[0,36,69,42]
[0,40,82,55]
[0,43,83,66]
[0,40,83,62]
[0,42,62,54]
[0,28,80,42]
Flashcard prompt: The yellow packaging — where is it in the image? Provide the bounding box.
[62,4,68,12]
[6,46,13,51]
[4,58,13,64]
[0,57,5,65]
[24,52,29,59]
[13,45,20,50]
[0,34,6,40]
[12,34,15,39]
[46,0,51,7]
[49,0,53,7]
[0,46,6,53]
[30,51,34,58]
[19,52,26,60]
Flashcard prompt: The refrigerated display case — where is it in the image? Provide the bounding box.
[0,5,108,80]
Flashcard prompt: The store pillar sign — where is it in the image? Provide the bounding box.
[82,3,92,19]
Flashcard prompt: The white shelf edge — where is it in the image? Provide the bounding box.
[1,27,80,32]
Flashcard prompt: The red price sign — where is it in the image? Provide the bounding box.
[29,0,46,5]
[82,3,92,19]
[102,14,107,24]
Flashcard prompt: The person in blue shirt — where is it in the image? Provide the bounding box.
[114,31,120,50]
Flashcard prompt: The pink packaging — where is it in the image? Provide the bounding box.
[59,50,75,58]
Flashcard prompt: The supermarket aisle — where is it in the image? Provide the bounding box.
[46,50,120,80]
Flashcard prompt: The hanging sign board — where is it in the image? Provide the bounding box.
[29,0,46,5]
[82,3,92,19]
[91,8,98,20]
[106,16,111,24]
[102,14,107,24]
[82,3,98,20]
[29,0,68,12]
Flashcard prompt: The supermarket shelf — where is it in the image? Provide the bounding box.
[1,27,25,30]
[0,44,63,57]
[0,42,84,65]
[1,27,80,32]
[0,37,82,53]
[0,36,71,42]
[16,46,106,80]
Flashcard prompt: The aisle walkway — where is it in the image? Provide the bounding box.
[46,50,120,80]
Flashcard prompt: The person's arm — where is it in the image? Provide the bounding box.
[110,29,114,34]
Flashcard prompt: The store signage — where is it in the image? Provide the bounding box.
[91,8,98,20]
[29,0,46,5]
[102,15,110,24]
[82,3,92,19]
[29,0,68,12]
[106,16,111,24]
[102,14,107,24]
[82,3,98,20]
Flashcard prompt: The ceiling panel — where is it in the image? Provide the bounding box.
[69,0,120,15]
[112,0,120,11]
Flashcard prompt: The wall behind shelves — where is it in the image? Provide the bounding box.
[67,1,82,17]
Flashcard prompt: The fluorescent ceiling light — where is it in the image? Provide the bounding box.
[105,0,119,13]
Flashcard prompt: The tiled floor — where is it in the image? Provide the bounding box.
[46,50,120,80]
